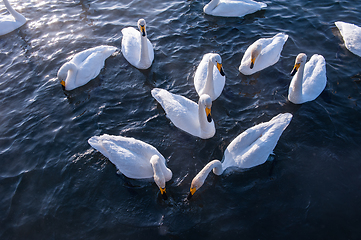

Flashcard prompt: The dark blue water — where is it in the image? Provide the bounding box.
[1,0,361,239]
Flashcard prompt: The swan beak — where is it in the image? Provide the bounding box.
[217,62,225,76]
[290,63,300,76]
[187,187,197,200]
[205,107,212,123]
[140,25,146,37]
[250,57,255,69]
[60,80,65,87]
[160,187,168,200]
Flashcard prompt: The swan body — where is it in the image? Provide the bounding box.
[88,134,172,199]
[288,53,327,104]
[203,0,267,18]
[57,45,117,91]
[239,33,288,75]
[335,21,361,57]
[187,113,292,198]
[194,53,226,101]
[151,88,215,139]
[121,19,154,69]
[0,0,27,36]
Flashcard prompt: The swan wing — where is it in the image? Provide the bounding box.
[240,33,288,75]
[151,88,201,137]
[0,15,26,36]
[194,53,225,100]
[88,134,168,179]
[223,113,292,169]
[121,27,142,67]
[335,21,361,57]
[302,54,327,102]
[205,0,266,17]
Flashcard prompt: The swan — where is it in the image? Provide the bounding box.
[187,113,292,199]
[335,21,361,57]
[88,134,172,200]
[239,33,288,75]
[0,0,27,36]
[57,45,117,91]
[151,88,215,139]
[203,0,267,18]
[288,53,327,104]
[121,19,154,69]
[194,53,226,101]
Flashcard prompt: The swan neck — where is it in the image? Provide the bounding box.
[204,0,220,12]
[139,34,150,66]
[3,0,25,22]
[203,60,215,97]
[195,160,223,184]
[150,155,165,189]
[291,62,305,99]
[58,62,77,88]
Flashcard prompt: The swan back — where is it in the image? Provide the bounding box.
[239,33,288,75]
[222,113,292,170]
[151,88,215,139]
[204,0,267,18]
[88,134,171,181]
[335,21,361,57]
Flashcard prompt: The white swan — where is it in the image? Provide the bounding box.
[239,33,288,75]
[187,113,292,199]
[288,53,327,104]
[203,0,267,18]
[57,45,117,91]
[88,134,172,200]
[121,19,154,69]
[335,21,361,57]
[194,53,225,101]
[151,88,215,139]
[0,0,27,36]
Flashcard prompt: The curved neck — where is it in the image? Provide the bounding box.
[204,0,220,12]
[139,33,150,67]
[290,62,305,101]
[58,62,77,88]
[203,60,215,97]
[194,160,223,186]
[150,155,166,189]
[198,99,211,133]
[3,0,26,22]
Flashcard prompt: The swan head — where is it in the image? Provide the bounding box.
[290,53,307,76]
[210,54,225,76]
[250,42,262,69]
[137,19,147,37]
[150,155,168,200]
[187,174,205,200]
[199,94,213,123]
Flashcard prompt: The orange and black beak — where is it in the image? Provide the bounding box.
[290,63,300,76]
[217,62,225,76]
[250,57,256,69]
[140,25,146,37]
[186,187,197,200]
[205,107,212,123]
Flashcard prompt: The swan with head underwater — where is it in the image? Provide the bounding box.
[88,134,172,200]
[239,33,288,75]
[121,18,154,69]
[334,21,361,57]
[194,53,226,101]
[288,53,327,104]
[151,88,215,139]
[187,113,292,199]
[57,45,117,91]
[203,0,267,18]
[0,0,27,36]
